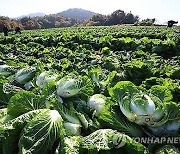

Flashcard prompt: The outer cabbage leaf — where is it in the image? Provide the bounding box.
[140,77,180,102]
[149,85,173,102]
[19,109,64,154]
[109,81,139,102]
[164,102,180,121]
[52,101,82,135]
[0,108,13,125]
[41,81,60,104]
[98,100,144,137]
[42,81,57,97]
[3,83,24,94]
[87,66,102,87]
[0,80,13,105]
[1,109,42,154]
[7,91,46,117]
[55,136,82,154]
[152,101,180,128]
[166,66,180,79]
[123,60,153,82]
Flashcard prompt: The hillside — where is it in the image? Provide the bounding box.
[0,14,77,32]
[57,8,96,21]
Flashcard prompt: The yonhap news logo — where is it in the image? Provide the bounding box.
[132,137,180,144]
[112,135,180,148]
[112,134,126,148]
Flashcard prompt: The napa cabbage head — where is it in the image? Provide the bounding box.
[155,145,180,154]
[57,74,93,98]
[0,65,16,76]
[148,120,180,136]
[15,66,37,84]
[57,77,80,98]
[87,94,106,117]
[36,71,57,88]
[109,81,170,127]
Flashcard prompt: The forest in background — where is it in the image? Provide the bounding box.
[0,8,156,32]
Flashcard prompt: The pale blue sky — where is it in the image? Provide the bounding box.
[0,0,179,24]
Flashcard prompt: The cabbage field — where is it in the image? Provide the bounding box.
[0,26,180,154]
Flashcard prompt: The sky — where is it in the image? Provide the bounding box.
[0,0,179,24]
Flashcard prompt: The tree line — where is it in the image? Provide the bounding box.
[0,9,156,32]
[83,10,140,26]
[0,15,77,32]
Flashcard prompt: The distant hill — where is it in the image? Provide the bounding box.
[57,8,96,21]
[0,8,143,32]
[18,12,46,18]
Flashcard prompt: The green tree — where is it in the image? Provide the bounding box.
[105,9,125,25]
[123,12,136,24]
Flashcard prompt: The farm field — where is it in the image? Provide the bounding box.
[0,26,180,154]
